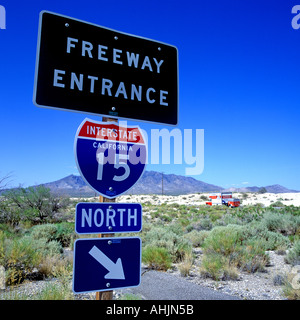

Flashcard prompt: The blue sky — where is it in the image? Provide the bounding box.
[1,0,300,190]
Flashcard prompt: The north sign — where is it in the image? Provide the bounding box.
[72,237,141,293]
[74,118,147,199]
[75,202,142,234]
[33,11,178,125]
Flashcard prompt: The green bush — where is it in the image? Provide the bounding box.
[142,246,172,270]
[143,225,192,262]
[200,253,227,280]
[203,225,244,256]
[0,229,63,286]
[30,223,75,247]
[238,240,270,273]
[251,230,290,251]
[2,236,43,285]
[32,238,63,257]
[184,230,209,247]
[192,218,213,231]
[31,224,57,241]
[5,236,41,269]
[285,240,300,266]
[261,211,300,236]
[201,225,270,276]
[237,220,290,250]
[1,186,70,224]
[220,214,242,226]
[54,222,75,247]
[269,201,285,208]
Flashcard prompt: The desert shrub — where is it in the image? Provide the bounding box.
[200,252,239,281]
[3,236,43,285]
[285,205,300,217]
[203,225,244,256]
[30,223,75,247]
[161,214,172,222]
[200,195,209,201]
[167,223,185,236]
[0,224,17,238]
[238,220,290,250]
[39,254,73,279]
[200,253,228,281]
[54,222,75,247]
[142,246,172,270]
[143,225,192,262]
[5,236,42,268]
[254,203,265,208]
[33,238,63,257]
[285,240,300,266]
[260,212,284,232]
[178,217,190,227]
[185,224,194,233]
[190,218,213,231]
[261,211,300,236]
[1,186,70,224]
[31,224,57,241]
[184,230,209,247]
[237,240,270,273]
[0,198,21,226]
[252,230,290,251]
[220,209,258,226]
[222,264,240,281]
[0,230,63,286]
[210,211,224,223]
[201,225,270,276]
[269,201,285,208]
[219,214,242,226]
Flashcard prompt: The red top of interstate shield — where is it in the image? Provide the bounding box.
[78,120,145,144]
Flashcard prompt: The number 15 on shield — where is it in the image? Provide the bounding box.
[96,149,130,182]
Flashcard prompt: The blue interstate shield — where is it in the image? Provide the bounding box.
[74,118,147,198]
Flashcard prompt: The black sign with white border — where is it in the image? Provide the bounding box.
[33,11,178,125]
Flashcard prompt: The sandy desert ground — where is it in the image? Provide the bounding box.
[114,192,300,207]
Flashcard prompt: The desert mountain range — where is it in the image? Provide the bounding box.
[40,171,299,197]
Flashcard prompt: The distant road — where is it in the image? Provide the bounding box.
[119,270,240,300]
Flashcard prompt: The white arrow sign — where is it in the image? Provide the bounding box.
[89,245,125,280]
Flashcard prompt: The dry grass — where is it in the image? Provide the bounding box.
[178,252,194,277]
[39,254,73,279]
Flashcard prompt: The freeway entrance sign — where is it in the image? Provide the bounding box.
[75,202,142,234]
[72,237,141,293]
[33,11,178,125]
[74,118,147,199]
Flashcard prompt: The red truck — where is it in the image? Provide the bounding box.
[206,192,240,208]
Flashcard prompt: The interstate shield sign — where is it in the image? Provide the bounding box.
[74,118,147,198]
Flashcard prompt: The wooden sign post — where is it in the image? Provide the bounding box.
[96,117,117,301]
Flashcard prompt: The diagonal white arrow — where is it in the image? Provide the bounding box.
[89,245,125,280]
